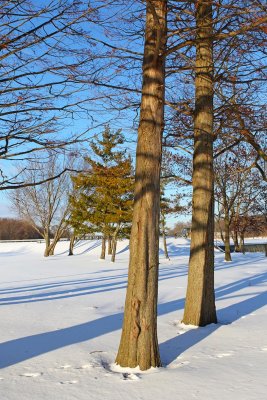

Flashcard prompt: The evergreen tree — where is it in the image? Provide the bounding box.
[69,126,134,259]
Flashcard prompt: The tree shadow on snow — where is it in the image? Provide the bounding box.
[0,271,266,369]
[0,266,188,305]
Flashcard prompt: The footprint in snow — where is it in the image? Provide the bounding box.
[168,360,190,369]
[75,363,94,370]
[20,372,42,378]
[122,373,140,381]
[59,380,78,385]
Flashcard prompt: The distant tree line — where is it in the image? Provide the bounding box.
[0,218,43,240]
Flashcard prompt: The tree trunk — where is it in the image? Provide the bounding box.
[240,232,245,254]
[44,233,50,257]
[108,236,112,255]
[115,0,167,370]
[182,0,217,327]
[100,236,106,259]
[233,230,240,252]
[162,219,170,260]
[111,225,120,263]
[111,238,117,263]
[48,233,61,256]
[224,210,232,262]
[69,235,75,256]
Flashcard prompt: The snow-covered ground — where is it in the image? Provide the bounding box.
[0,238,266,400]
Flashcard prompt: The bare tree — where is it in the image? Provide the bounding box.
[9,152,73,256]
[0,1,100,189]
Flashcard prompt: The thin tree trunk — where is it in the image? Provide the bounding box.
[162,219,170,260]
[100,236,106,259]
[183,0,217,327]
[69,234,75,256]
[111,238,117,263]
[111,225,120,263]
[240,232,245,254]
[224,211,232,262]
[108,236,112,255]
[48,231,62,256]
[44,232,50,257]
[116,0,167,370]
[233,230,240,252]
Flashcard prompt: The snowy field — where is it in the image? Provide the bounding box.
[0,238,266,400]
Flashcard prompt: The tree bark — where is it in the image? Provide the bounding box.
[108,236,112,255]
[111,238,117,263]
[111,225,120,263]
[69,234,75,256]
[240,232,245,254]
[233,230,240,252]
[162,219,170,260]
[48,232,62,256]
[44,232,50,257]
[115,0,167,370]
[100,236,106,259]
[224,209,232,261]
[182,0,217,327]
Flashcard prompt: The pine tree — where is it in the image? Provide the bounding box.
[69,126,133,259]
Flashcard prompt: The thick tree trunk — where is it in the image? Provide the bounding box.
[108,236,112,255]
[69,235,75,256]
[100,236,106,259]
[116,0,167,370]
[182,0,217,327]
[224,211,232,261]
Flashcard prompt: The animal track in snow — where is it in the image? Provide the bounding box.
[59,380,78,385]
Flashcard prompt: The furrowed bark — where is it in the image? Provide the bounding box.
[182,0,217,326]
[115,0,167,370]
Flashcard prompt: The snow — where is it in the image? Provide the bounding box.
[0,238,266,400]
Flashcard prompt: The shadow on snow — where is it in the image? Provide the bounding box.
[0,271,266,369]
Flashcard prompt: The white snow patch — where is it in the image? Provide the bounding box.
[0,238,266,400]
